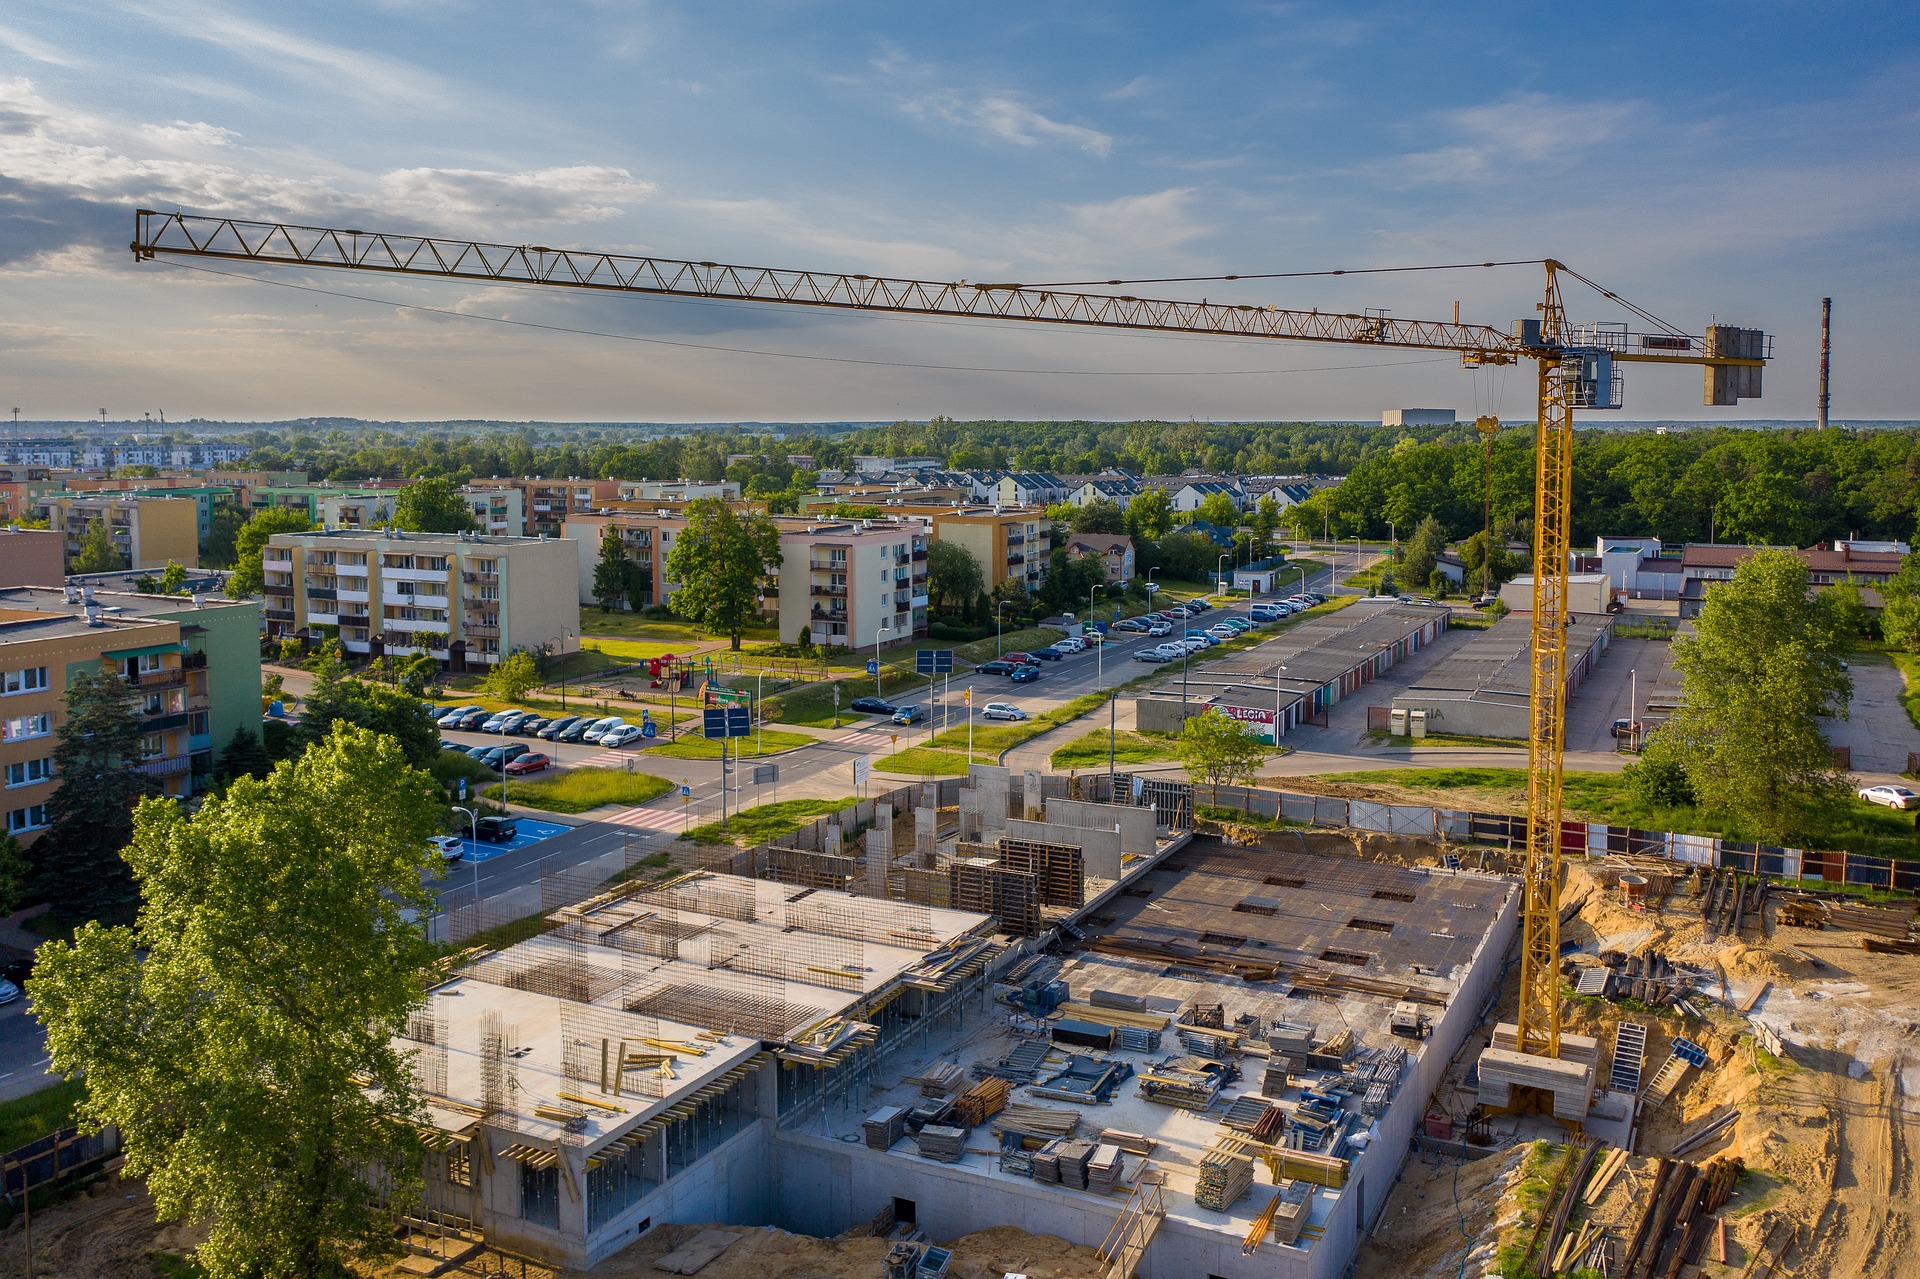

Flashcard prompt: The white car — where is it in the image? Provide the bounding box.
[1147,622,1173,637]
[1055,638,1085,653]
[1858,784,1920,810]
[1207,625,1237,641]
[982,701,1027,721]
[580,716,626,744]
[428,834,465,862]
[601,724,645,747]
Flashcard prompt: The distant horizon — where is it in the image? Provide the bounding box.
[5,417,1919,434]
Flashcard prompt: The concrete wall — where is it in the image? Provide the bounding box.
[1002,818,1122,880]
[1042,796,1157,855]
[0,529,63,588]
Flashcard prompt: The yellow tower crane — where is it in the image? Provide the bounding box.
[130,213,1768,1102]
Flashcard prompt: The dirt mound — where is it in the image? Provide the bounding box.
[0,1177,205,1279]
[563,1222,1104,1279]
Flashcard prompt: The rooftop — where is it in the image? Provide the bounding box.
[1183,600,1449,698]
[1400,612,1614,700]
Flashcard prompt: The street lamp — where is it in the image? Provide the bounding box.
[1387,520,1397,555]
[1089,584,1105,690]
[451,804,480,914]
[873,621,891,698]
[1216,552,1231,599]
[995,600,1015,657]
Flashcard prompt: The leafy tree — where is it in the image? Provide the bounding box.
[1881,555,1920,652]
[484,650,541,702]
[36,667,158,923]
[1399,515,1448,592]
[216,725,271,783]
[297,660,439,767]
[0,832,27,918]
[72,517,125,574]
[925,540,983,618]
[1040,548,1108,614]
[661,498,783,650]
[1070,498,1127,535]
[392,475,480,534]
[134,575,160,594]
[1625,746,1695,808]
[991,577,1032,623]
[1249,494,1282,548]
[1194,492,1240,529]
[201,503,248,568]
[228,508,316,598]
[1658,549,1852,843]
[592,523,630,612]
[157,560,189,594]
[1124,487,1173,541]
[1155,530,1219,581]
[29,725,442,1279]
[1176,708,1267,805]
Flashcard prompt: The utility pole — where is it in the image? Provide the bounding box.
[1818,297,1832,431]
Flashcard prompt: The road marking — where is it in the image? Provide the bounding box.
[835,730,894,747]
[601,806,690,831]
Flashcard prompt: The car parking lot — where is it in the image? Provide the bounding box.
[440,816,573,865]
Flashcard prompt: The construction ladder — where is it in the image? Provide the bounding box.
[1098,1169,1168,1279]
[1640,1054,1693,1110]
[1609,1022,1648,1095]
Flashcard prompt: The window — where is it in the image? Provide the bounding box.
[7,804,49,833]
[140,733,167,760]
[3,667,48,695]
[4,713,51,741]
[5,758,52,788]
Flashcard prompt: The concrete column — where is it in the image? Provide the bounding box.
[915,805,937,868]
[824,824,843,858]
[1023,769,1043,821]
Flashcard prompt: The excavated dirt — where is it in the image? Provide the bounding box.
[0,1178,206,1279]
[562,1222,1103,1279]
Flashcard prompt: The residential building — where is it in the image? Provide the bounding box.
[467,478,621,538]
[853,455,943,473]
[0,439,79,468]
[460,485,525,538]
[798,485,974,510]
[247,484,397,529]
[0,468,60,525]
[120,486,239,544]
[38,493,200,570]
[263,530,579,669]
[1063,476,1141,508]
[0,583,261,831]
[1678,540,1905,616]
[1063,533,1135,587]
[1382,408,1457,426]
[616,480,741,503]
[989,472,1070,506]
[0,528,67,589]
[1242,479,1320,511]
[78,440,251,470]
[905,505,1052,596]
[1167,478,1245,514]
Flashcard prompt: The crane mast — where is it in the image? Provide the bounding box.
[130,210,1768,1111]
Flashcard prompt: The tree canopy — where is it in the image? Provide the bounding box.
[1176,708,1267,804]
[36,666,158,923]
[29,725,442,1279]
[924,540,982,618]
[72,516,125,574]
[660,497,783,650]
[1650,549,1854,843]
[1070,498,1127,534]
[1193,492,1240,529]
[592,523,631,611]
[297,659,440,767]
[484,650,541,702]
[392,475,481,534]
[228,507,316,597]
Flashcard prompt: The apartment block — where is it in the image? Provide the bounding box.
[614,479,741,503]
[119,486,239,544]
[460,485,525,537]
[0,584,261,834]
[0,528,65,589]
[38,493,200,570]
[882,504,1051,596]
[249,484,398,529]
[0,468,60,525]
[1063,532,1135,586]
[467,478,621,538]
[264,530,579,668]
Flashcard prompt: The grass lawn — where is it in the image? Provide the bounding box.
[874,746,976,776]
[1050,729,1179,770]
[767,668,929,727]
[484,766,673,813]
[1366,729,1525,750]
[685,797,860,846]
[581,609,778,646]
[646,727,814,760]
[1890,650,1920,735]
[1313,766,1918,855]
[953,627,1065,665]
[0,1079,88,1151]
[582,637,696,661]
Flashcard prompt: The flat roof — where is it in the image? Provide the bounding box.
[1399,612,1613,700]
[0,585,251,620]
[1178,600,1449,696]
[410,872,994,1154]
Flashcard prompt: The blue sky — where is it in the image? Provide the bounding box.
[1,2,1916,423]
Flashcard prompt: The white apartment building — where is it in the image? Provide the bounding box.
[263,530,578,669]
[773,519,929,652]
[461,486,526,537]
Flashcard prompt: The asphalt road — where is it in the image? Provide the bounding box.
[0,987,54,1102]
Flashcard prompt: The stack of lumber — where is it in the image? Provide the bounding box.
[1823,899,1915,939]
[863,1105,908,1151]
[915,1124,969,1163]
[1222,1095,1273,1132]
[952,1076,1011,1126]
[1087,1143,1125,1192]
[1531,1140,1602,1276]
[1261,1058,1293,1099]
[905,1060,966,1097]
[1195,1151,1255,1211]
[995,1104,1081,1141]
[1269,1181,1312,1246]
[1096,1128,1155,1156]
[1089,989,1149,1012]
[973,1041,1049,1081]
[1583,1146,1630,1206]
[1062,1000,1169,1031]
[1250,1104,1286,1143]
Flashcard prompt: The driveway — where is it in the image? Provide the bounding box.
[1830,655,1920,783]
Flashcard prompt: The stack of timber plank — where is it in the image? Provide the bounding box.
[1195,1151,1255,1211]
[915,1124,970,1163]
[906,1060,966,1097]
[864,1106,908,1151]
[952,1076,1011,1126]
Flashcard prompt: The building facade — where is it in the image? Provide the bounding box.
[910,506,1052,597]
[0,528,67,589]
[38,494,200,571]
[1063,533,1135,587]
[461,486,526,538]
[467,478,621,539]
[263,530,579,667]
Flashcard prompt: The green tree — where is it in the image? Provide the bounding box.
[484,650,541,702]
[228,508,316,598]
[1176,708,1268,805]
[216,725,271,784]
[592,524,631,611]
[1399,515,1448,592]
[1155,530,1218,581]
[157,560,189,594]
[1882,555,1920,652]
[392,475,480,534]
[34,667,158,923]
[1194,492,1240,529]
[298,660,439,767]
[0,831,27,918]
[662,498,784,650]
[1249,494,1281,548]
[202,503,248,568]
[29,725,441,1279]
[71,516,125,574]
[1070,498,1127,535]
[1124,487,1173,541]
[1659,549,1852,843]
[925,540,983,618]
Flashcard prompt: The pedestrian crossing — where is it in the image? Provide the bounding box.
[835,729,895,747]
[601,805,689,832]
[572,749,634,769]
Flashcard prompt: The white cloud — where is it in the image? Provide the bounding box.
[140,120,240,148]
[1394,93,1641,185]
[0,23,76,67]
[377,165,653,224]
[905,91,1113,157]
[1003,187,1213,274]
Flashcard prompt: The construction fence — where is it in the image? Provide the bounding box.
[3,1125,122,1206]
[1219,787,1920,894]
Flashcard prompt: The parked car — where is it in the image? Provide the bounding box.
[1004,652,1039,667]
[1009,665,1041,683]
[1610,718,1637,739]
[1055,637,1086,653]
[975,661,1015,677]
[982,702,1027,721]
[466,744,499,762]
[480,710,527,734]
[1146,622,1173,637]
[505,752,552,775]
[451,708,492,731]
[0,977,19,1006]
[580,716,626,744]
[474,816,518,843]
[1031,647,1063,662]
[514,715,551,736]
[481,743,532,768]
[436,704,482,726]
[601,724,645,747]
[1207,625,1238,641]
[440,739,465,752]
[538,715,581,740]
[428,834,465,863]
[556,716,597,743]
[1113,617,1149,632]
[1134,648,1174,663]
[1223,618,1253,633]
[1859,784,1920,810]
[891,704,927,725]
[850,696,897,714]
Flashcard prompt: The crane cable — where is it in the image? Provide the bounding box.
[151,259,1463,380]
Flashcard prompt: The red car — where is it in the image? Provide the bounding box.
[1003,652,1040,667]
[504,752,551,775]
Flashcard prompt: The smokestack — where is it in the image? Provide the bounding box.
[1819,297,1832,430]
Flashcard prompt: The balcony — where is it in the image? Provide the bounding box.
[464,622,500,637]
[912,548,927,560]
[140,712,190,734]
[263,583,294,597]
[809,607,847,621]
[1007,534,1025,546]
[181,650,209,671]
[264,607,295,622]
[809,585,848,598]
[912,573,928,586]
[1007,554,1025,566]
[807,559,849,572]
[461,571,499,584]
[305,587,338,601]
[138,669,186,691]
[136,755,192,778]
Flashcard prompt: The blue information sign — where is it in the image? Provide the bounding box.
[725,706,751,737]
[703,708,729,739]
[867,660,878,674]
[916,649,955,674]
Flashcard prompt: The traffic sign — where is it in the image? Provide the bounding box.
[866,659,878,675]
[457,777,467,800]
[916,649,954,675]
[642,721,656,739]
[852,756,871,787]
[752,764,778,785]
[681,783,691,798]
[703,707,728,739]
[727,706,751,737]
